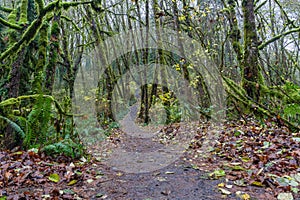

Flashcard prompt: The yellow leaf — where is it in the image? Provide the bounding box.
[178,15,186,21]
[236,191,251,200]
[48,173,60,183]
[241,193,251,200]
[67,179,77,186]
[251,181,263,187]
[116,172,123,176]
[218,183,225,187]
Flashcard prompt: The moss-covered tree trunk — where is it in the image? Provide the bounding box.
[45,13,61,95]
[241,0,261,102]
[33,23,48,93]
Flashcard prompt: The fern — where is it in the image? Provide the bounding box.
[42,138,84,158]
[283,103,300,125]
[27,96,52,147]
[0,115,25,139]
[15,116,32,148]
[0,95,84,158]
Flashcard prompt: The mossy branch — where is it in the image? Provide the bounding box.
[61,15,80,31]
[62,1,93,10]
[0,95,74,117]
[0,17,44,61]
[242,79,300,103]
[254,0,267,13]
[0,6,13,13]
[223,76,299,131]
[0,1,93,62]
[19,0,29,24]
[0,17,23,30]
[35,0,45,12]
[274,0,296,28]
[259,27,300,50]
[41,0,92,14]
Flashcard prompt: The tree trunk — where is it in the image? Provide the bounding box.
[242,0,261,101]
[45,14,61,95]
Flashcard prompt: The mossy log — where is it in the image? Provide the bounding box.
[223,76,299,132]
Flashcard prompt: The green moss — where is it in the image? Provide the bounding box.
[33,23,48,93]
[35,0,44,12]
[19,0,28,24]
[27,0,36,23]
[7,9,18,24]
[0,17,22,30]
[51,21,59,35]
[0,6,13,13]
[0,17,43,61]
[44,16,60,94]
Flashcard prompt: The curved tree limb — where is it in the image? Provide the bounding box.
[0,6,13,13]
[259,27,300,50]
[0,17,23,30]
[34,0,45,13]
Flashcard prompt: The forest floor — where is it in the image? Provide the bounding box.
[1,105,300,199]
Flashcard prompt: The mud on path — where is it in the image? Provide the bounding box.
[94,159,223,200]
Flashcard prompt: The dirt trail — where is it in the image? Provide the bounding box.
[93,105,224,200]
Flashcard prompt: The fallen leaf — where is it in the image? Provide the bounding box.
[236,191,250,200]
[233,179,246,187]
[116,172,123,176]
[277,192,294,200]
[86,179,94,183]
[48,173,60,183]
[67,179,77,186]
[251,181,264,187]
[230,165,246,171]
[218,182,225,187]
[218,188,231,195]
[209,169,226,178]
[165,171,174,174]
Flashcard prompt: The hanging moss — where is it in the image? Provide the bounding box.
[7,9,18,24]
[50,20,60,36]
[44,15,60,94]
[33,23,48,93]
[18,0,28,25]
[27,0,36,23]
[35,0,45,12]
[7,8,19,44]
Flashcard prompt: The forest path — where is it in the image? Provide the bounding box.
[91,104,225,200]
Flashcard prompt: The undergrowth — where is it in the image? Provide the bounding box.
[0,95,85,158]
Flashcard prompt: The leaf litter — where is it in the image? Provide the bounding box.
[1,118,299,199]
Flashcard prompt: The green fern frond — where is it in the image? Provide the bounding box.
[15,116,32,148]
[0,115,25,138]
